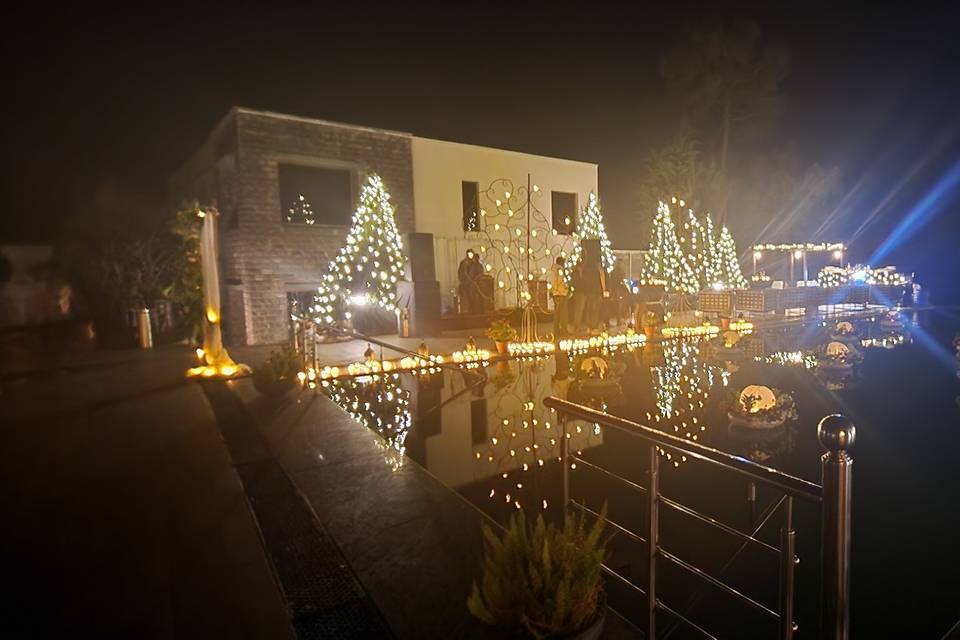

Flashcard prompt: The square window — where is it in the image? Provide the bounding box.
[551,191,578,234]
[462,181,481,232]
[279,164,353,226]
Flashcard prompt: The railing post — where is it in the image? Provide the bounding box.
[560,418,570,511]
[779,496,796,639]
[818,414,855,640]
[647,444,659,639]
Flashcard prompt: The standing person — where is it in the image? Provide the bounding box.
[607,263,628,329]
[569,261,586,335]
[458,249,483,313]
[550,256,569,336]
[579,261,606,333]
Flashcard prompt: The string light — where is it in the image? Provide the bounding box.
[312,175,406,324]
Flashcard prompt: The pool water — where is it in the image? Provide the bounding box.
[322,308,960,638]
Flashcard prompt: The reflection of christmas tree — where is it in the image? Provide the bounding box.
[313,175,407,324]
[564,192,616,280]
[324,376,412,467]
[286,193,315,225]
[649,337,729,467]
[640,201,698,294]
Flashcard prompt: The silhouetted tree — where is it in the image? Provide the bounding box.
[660,20,789,220]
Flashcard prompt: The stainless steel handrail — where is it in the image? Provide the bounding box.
[545,396,822,502]
[553,398,855,640]
[659,494,780,556]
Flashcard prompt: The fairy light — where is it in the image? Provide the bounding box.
[817,264,910,288]
[312,175,407,325]
[563,192,616,284]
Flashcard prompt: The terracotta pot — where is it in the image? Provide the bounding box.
[720,317,731,330]
[495,340,509,354]
[643,325,655,339]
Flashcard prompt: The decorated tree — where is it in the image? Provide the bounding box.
[677,207,705,286]
[699,214,724,289]
[285,193,316,225]
[640,201,698,294]
[716,225,748,289]
[564,192,616,278]
[313,175,407,324]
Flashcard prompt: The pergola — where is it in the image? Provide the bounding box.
[751,242,845,282]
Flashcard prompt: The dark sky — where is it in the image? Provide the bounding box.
[3,3,959,298]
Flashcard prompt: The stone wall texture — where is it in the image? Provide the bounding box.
[171,108,414,345]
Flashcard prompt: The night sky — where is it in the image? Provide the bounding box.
[4,3,959,299]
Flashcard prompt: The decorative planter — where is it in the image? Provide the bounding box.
[495,341,509,355]
[253,375,297,398]
[728,411,786,430]
[819,359,854,373]
[720,317,731,330]
[567,608,606,640]
[643,325,655,339]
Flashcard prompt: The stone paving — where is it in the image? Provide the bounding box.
[1,346,294,638]
[1,342,641,638]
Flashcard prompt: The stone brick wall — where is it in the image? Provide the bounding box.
[173,108,415,346]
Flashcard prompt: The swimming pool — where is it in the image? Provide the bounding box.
[321,308,960,638]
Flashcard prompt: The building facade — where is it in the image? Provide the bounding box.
[171,108,597,345]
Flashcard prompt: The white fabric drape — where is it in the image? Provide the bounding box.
[200,211,236,368]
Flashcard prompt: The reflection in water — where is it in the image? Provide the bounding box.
[649,337,729,467]
[325,373,413,470]
[477,358,603,513]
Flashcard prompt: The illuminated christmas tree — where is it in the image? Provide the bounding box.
[564,192,616,278]
[641,201,698,294]
[677,207,705,287]
[313,175,407,324]
[285,193,315,225]
[700,214,724,289]
[716,226,748,289]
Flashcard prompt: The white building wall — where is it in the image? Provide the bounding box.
[411,137,598,310]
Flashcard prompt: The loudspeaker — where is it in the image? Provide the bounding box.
[404,233,436,282]
[396,280,441,337]
[581,238,601,270]
[477,275,495,312]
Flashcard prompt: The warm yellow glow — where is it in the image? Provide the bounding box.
[206,309,219,323]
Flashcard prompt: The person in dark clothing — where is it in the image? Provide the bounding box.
[457,249,484,313]
[578,262,606,332]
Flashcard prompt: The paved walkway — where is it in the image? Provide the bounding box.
[0,346,294,638]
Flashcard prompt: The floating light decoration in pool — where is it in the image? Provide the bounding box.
[507,341,555,356]
[661,323,720,338]
[729,320,754,333]
[558,331,646,353]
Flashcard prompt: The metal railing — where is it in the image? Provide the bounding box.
[545,397,854,640]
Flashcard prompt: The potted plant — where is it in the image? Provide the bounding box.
[719,312,731,330]
[252,345,302,398]
[641,311,660,339]
[468,507,610,639]
[485,319,518,354]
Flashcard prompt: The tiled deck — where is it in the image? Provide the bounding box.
[228,378,643,638]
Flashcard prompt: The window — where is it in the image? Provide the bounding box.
[462,181,481,232]
[278,164,353,226]
[552,191,578,234]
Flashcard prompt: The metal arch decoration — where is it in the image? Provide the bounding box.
[468,174,575,343]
